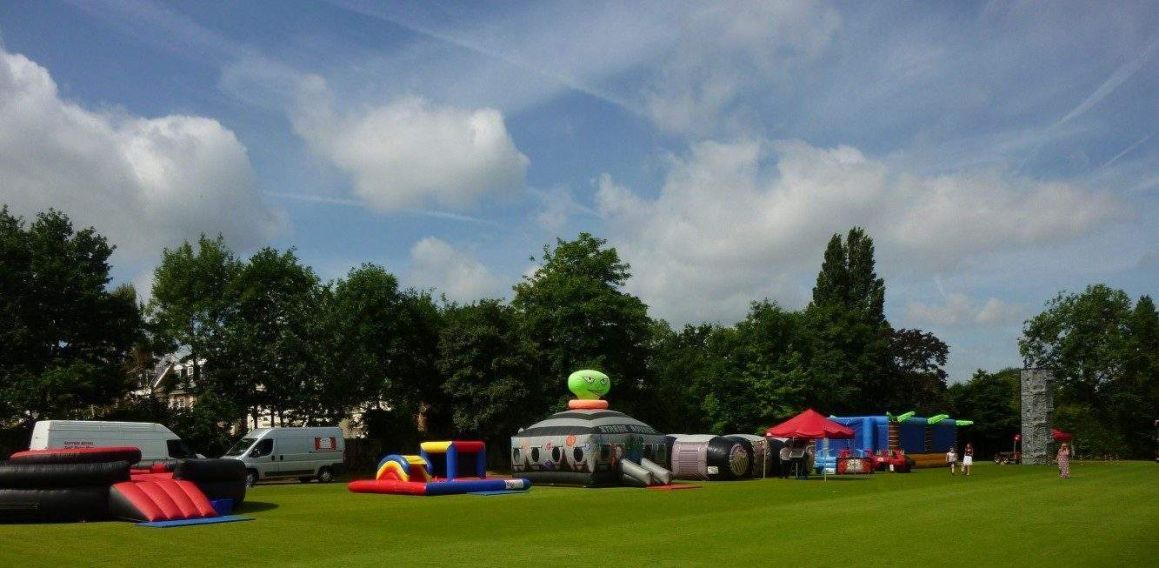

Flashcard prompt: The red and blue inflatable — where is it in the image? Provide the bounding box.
[348,440,531,496]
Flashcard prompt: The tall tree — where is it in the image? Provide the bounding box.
[804,227,892,411]
[0,207,141,426]
[224,247,322,427]
[147,235,241,398]
[319,264,406,420]
[887,328,949,414]
[1019,284,1156,457]
[947,368,1020,458]
[703,301,813,433]
[512,233,653,415]
[439,299,538,463]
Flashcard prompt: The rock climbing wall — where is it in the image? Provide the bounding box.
[1020,369,1054,465]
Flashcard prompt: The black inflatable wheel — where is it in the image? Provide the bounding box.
[0,487,110,523]
[0,461,130,489]
[173,459,246,483]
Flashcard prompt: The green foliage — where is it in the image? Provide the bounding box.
[887,328,949,414]
[947,368,1019,458]
[169,391,245,457]
[1020,284,1158,457]
[0,207,141,425]
[512,233,653,414]
[438,300,538,463]
[224,247,323,426]
[804,227,894,412]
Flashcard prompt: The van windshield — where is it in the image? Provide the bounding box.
[224,437,257,456]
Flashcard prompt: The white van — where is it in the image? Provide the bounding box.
[29,420,198,462]
[222,427,346,487]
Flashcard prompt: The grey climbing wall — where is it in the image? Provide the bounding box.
[1020,369,1054,465]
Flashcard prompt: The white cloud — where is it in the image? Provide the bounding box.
[407,237,504,302]
[292,78,529,212]
[643,1,842,134]
[905,294,1024,327]
[0,48,282,262]
[597,138,1124,324]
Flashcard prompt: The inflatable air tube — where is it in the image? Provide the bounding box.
[620,459,654,487]
[173,459,248,504]
[721,437,755,478]
[7,447,142,465]
[639,458,672,485]
[0,461,130,489]
[567,399,609,410]
[0,487,110,523]
[765,437,786,477]
[174,459,246,483]
[706,437,750,480]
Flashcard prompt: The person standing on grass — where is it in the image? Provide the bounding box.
[947,446,958,475]
[962,442,974,476]
[1057,442,1071,479]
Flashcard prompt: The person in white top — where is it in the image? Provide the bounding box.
[946,446,958,475]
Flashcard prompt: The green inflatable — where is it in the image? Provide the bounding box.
[568,369,611,400]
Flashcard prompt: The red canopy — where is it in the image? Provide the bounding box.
[766,409,855,439]
[1051,428,1074,442]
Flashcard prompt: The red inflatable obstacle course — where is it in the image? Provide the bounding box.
[0,446,249,524]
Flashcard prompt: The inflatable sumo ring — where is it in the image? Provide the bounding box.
[567,399,609,410]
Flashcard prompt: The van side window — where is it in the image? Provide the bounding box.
[250,439,274,458]
[167,439,195,458]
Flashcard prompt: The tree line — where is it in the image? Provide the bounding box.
[1,206,1155,461]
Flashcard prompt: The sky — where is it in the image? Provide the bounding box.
[1,1,1156,382]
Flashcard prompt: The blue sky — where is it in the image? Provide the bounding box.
[1,1,1156,381]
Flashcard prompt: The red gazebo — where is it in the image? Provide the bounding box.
[766,408,855,439]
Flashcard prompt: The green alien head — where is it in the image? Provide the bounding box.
[568,369,611,400]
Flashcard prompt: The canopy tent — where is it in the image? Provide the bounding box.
[766,409,855,439]
[1051,428,1074,442]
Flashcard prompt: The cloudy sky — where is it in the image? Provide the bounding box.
[1,1,1156,381]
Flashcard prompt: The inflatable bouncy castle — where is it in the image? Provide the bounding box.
[0,446,247,524]
[511,370,673,487]
[348,440,530,496]
[821,413,974,471]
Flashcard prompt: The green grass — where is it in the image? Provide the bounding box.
[1,462,1155,567]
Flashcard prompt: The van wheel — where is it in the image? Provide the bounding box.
[317,467,334,483]
[245,470,259,488]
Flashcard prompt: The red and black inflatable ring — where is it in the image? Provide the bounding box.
[7,447,142,465]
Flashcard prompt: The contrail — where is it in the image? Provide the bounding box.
[264,191,500,225]
[1054,33,1159,129]
[1101,134,1152,169]
[322,0,644,117]
[1018,33,1159,173]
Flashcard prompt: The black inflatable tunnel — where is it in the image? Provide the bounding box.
[722,436,755,478]
[174,459,247,504]
[706,437,751,481]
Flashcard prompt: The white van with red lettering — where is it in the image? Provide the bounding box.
[29,420,198,463]
[222,427,346,487]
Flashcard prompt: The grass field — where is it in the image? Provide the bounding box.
[1,461,1154,567]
